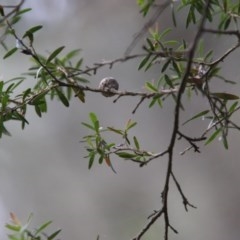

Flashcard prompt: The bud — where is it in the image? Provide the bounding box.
[98,77,119,97]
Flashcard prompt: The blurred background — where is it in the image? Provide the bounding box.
[0,1,240,240]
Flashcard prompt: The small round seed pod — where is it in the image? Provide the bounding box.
[98,77,119,97]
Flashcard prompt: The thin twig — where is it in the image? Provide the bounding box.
[171,172,197,211]
[132,209,164,240]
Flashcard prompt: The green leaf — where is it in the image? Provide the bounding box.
[6,79,25,93]
[48,229,61,240]
[35,221,52,236]
[107,127,123,135]
[55,89,69,107]
[3,48,18,59]
[138,54,151,70]
[23,88,32,100]
[157,97,162,108]
[88,153,95,169]
[126,119,137,131]
[82,122,95,131]
[23,25,43,39]
[172,60,181,77]
[76,58,83,69]
[74,88,85,103]
[204,50,213,61]
[183,110,209,125]
[205,128,221,145]
[149,97,157,108]
[13,112,29,129]
[35,104,42,117]
[116,152,136,159]
[161,59,171,73]
[146,38,155,51]
[224,17,231,30]
[98,155,104,164]
[144,55,158,71]
[228,101,238,114]
[171,4,177,27]
[15,8,32,16]
[10,16,21,25]
[46,46,65,64]
[63,49,81,62]
[159,28,172,40]
[211,92,239,100]
[145,82,158,92]
[164,74,174,88]
[30,91,48,105]
[222,133,228,149]
[5,224,21,232]
[0,81,3,92]
[2,125,11,137]
[89,112,98,125]
[89,112,99,132]
[1,94,9,109]
[133,136,140,150]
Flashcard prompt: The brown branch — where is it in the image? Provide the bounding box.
[160,1,211,239]
[177,131,206,153]
[203,28,240,38]
[132,209,164,240]
[69,49,188,78]
[171,172,197,211]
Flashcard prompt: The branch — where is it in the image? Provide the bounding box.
[161,1,211,239]
[132,209,164,240]
[171,172,197,211]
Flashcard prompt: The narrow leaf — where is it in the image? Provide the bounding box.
[183,110,209,125]
[89,112,98,125]
[35,221,52,236]
[145,82,158,92]
[29,92,47,105]
[48,229,61,240]
[205,128,221,145]
[46,46,65,64]
[55,89,69,107]
[211,92,239,100]
[23,25,43,39]
[82,122,95,131]
[3,47,18,59]
[116,152,136,159]
[133,136,140,150]
[222,134,228,149]
[164,74,174,88]
[138,54,151,70]
[62,49,81,62]
[126,119,137,130]
[15,8,32,16]
[161,59,171,72]
[88,154,95,169]
[5,224,21,232]
[228,101,238,114]
[107,127,123,135]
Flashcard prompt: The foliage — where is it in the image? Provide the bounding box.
[0,0,240,240]
[5,213,61,240]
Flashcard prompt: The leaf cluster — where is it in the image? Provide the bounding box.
[5,213,61,240]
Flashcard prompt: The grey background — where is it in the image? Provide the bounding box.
[0,1,240,240]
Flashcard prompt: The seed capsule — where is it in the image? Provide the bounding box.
[98,77,119,97]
